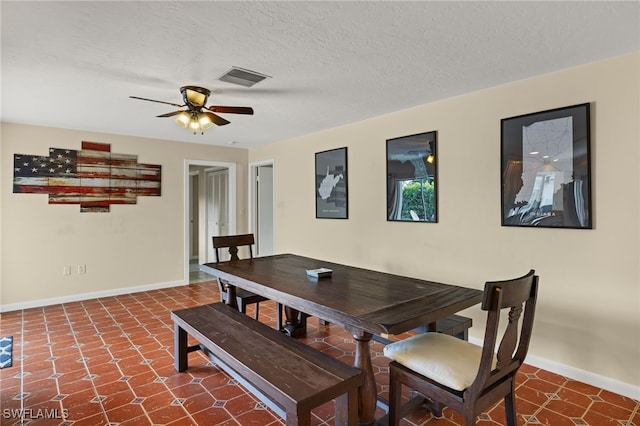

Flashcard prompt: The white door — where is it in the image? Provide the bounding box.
[206,169,229,262]
[257,165,274,256]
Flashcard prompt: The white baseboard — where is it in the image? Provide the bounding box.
[469,337,640,400]
[0,279,188,313]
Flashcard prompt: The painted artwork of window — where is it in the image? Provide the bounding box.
[386,131,437,223]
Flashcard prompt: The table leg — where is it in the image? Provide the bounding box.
[225,284,238,310]
[174,323,188,372]
[352,331,376,425]
[281,306,306,337]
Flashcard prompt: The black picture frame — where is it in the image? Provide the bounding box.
[315,147,348,219]
[501,103,592,229]
[386,131,438,222]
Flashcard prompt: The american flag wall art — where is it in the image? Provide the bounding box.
[13,141,161,212]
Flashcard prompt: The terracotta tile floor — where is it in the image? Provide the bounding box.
[1,280,638,426]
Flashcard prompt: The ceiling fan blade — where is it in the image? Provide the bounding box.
[207,105,254,115]
[156,110,184,118]
[205,112,230,126]
[130,96,184,108]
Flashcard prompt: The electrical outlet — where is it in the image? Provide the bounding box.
[63,266,71,275]
[78,264,86,274]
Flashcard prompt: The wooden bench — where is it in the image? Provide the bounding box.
[172,303,364,426]
[373,314,472,345]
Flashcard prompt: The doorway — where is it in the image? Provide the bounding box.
[185,160,237,283]
[249,160,275,257]
[205,168,230,260]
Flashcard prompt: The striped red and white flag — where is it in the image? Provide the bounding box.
[13,142,161,212]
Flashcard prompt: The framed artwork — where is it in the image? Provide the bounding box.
[315,147,348,219]
[13,141,161,213]
[386,131,437,222]
[501,103,592,229]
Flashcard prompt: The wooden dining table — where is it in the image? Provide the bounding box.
[201,253,483,425]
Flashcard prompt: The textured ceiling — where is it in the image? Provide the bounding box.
[1,1,638,148]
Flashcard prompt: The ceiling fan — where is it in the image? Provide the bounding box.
[130,86,254,134]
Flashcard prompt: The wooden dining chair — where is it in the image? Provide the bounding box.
[384,270,538,426]
[212,234,269,320]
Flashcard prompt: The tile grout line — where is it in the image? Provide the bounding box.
[520,368,568,425]
[45,308,69,424]
[552,376,594,425]
[89,299,136,425]
[521,368,640,426]
[141,289,219,423]
[19,309,26,424]
[625,399,640,426]
[93,296,155,425]
[8,308,40,425]
[142,286,284,425]
[60,302,112,424]
[103,293,200,424]
[3,282,636,426]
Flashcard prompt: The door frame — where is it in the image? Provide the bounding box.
[248,159,275,256]
[184,159,237,283]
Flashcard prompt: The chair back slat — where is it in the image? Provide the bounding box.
[496,305,523,369]
[210,233,267,319]
[212,234,255,263]
[481,270,536,310]
[472,270,538,392]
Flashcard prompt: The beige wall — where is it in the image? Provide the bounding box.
[1,124,248,307]
[249,53,640,394]
[1,53,637,397]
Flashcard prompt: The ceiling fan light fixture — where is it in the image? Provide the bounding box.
[188,118,200,132]
[175,112,191,129]
[175,111,214,134]
[131,85,252,132]
[180,86,210,107]
[198,113,214,130]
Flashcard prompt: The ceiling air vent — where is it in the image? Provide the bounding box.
[218,67,271,87]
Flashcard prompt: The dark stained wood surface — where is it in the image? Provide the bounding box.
[201,253,483,336]
[201,253,483,425]
[173,303,363,425]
